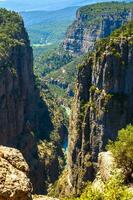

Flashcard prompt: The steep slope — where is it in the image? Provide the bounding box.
[63,2,133,55]
[0,9,64,194]
[67,20,133,196]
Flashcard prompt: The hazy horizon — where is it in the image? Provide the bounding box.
[0,0,125,12]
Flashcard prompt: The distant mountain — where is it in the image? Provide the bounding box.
[21,7,77,47]
[0,0,71,11]
[21,7,78,26]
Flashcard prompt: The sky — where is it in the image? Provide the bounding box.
[0,0,126,11]
[0,0,73,11]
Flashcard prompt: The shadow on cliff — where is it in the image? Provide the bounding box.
[18,91,54,194]
[24,88,54,194]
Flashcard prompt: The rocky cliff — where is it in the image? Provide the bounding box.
[67,20,133,195]
[0,9,53,145]
[0,9,63,194]
[63,2,133,55]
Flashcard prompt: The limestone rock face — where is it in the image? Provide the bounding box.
[0,146,32,200]
[67,21,133,195]
[63,2,133,55]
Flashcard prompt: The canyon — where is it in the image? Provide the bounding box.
[0,2,133,199]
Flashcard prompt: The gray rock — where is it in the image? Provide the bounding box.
[67,25,133,195]
[63,4,133,55]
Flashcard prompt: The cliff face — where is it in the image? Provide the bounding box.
[0,10,52,145]
[67,21,133,195]
[0,19,33,145]
[0,9,60,194]
[63,2,133,55]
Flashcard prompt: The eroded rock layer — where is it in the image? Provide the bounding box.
[63,2,133,55]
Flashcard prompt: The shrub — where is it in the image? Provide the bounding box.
[107,125,133,182]
[103,173,133,200]
[80,182,103,200]
[68,175,133,200]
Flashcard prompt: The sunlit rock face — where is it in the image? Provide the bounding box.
[67,21,133,195]
[0,146,32,200]
[63,2,133,55]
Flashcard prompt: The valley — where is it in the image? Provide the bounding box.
[0,1,133,200]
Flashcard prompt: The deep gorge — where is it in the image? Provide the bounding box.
[0,2,133,200]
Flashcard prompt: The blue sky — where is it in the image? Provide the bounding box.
[0,0,124,11]
[0,0,74,11]
[0,0,123,11]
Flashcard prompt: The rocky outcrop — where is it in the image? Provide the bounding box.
[66,21,133,195]
[63,2,133,55]
[0,146,32,200]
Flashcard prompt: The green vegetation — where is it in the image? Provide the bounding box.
[39,54,87,110]
[27,20,73,45]
[107,125,133,182]
[0,9,24,58]
[34,48,73,76]
[33,43,58,57]
[63,125,133,200]
[34,49,79,107]
[63,175,132,200]
[45,56,82,86]
[79,2,133,27]
[0,9,26,77]
[21,7,77,57]
[40,84,69,147]
[96,20,133,56]
[33,3,133,113]
[21,7,77,45]
[76,175,132,200]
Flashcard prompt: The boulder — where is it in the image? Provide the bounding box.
[0,146,32,200]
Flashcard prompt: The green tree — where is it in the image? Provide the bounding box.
[107,125,133,182]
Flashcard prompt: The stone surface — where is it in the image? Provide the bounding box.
[0,146,32,200]
[63,3,133,55]
[66,22,133,195]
